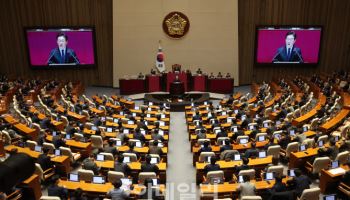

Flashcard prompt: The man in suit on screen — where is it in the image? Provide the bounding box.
[47,33,80,65]
[272,31,304,63]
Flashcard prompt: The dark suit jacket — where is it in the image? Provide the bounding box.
[47,185,68,200]
[204,163,220,175]
[47,48,80,64]
[273,46,303,63]
[114,162,131,176]
[37,154,54,171]
[294,175,311,195]
[141,163,159,174]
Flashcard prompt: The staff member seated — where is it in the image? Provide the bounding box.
[141,155,159,174]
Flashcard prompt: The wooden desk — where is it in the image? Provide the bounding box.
[319,109,350,133]
[58,180,165,196]
[5,145,71,173]
[117,145,168,154]
[14,123,39,141]
[3,114,19,124]
[46,135,92,157]
[319,165,349,193]
[21,174,41,200]
[90,107,104,116]
[292,94,326,126]
[289,148,318,168]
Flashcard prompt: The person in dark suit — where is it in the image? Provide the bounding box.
[47,33,80,65]
[244,142,258,158]
[82,154,100,175]
[235,157,250,174]
[47,175,68,199]
[149,140,163,155]
[220,139,233,152]
[293,169,311,197]
[141,155,159,174]
[272,31,303,63]
[203,156,220,175]
[114,155,131,176]
[52,133,66,149]
[103,139,118,157]
[270,176,287,193]
[37,147,54,171]
[216,127,228,139]
[198,141,212,154]
[125,143,140,159]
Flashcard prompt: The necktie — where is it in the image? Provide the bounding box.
[61,49,65,63]
[287,48,291,60]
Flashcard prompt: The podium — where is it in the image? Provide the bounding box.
[170,81,185,96]
[166,72,188,92]
[146,75,161,92]
[192,75,207,92]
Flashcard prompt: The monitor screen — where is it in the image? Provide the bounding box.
[318,140,324,147]
[232,127,238,133]
[288,169,295,177]
[299,145,306,151]
[303,126,308,132]
[258,135,265,142]
[238,175,244,183]
[107,127,113,133]
[158,130,164,136]
[113,118,119,123]
[150,157,158,164]
[135,141,142,148]
[331,160,339,169]
[127,121,134,125]
[66,134,71,140]
[140,130,146,135]
[123,157,131,163]
[265,172,274,180]
[152,178,158,186]
[52,131,57,136]
[289,129,295,136]
[25,27,96,68]
[34,145,42,152]
[256,26,322,65]
[234,154,241,161]
[54,149,61,156]
[206,156,211,163]
[159,121,165,126]
[96,154,104,161]
[91,126,98,131]
[69,173,79,182]
[123,129,129,134]
[227,118,233,123]
[116,140,122,146]
[264,123,269,128]
[323,194,336,200]
[249,125,255,130]
[234,110,238,114]
[92,176,105,184]
[259,151,267,158]
[239,138,248,144]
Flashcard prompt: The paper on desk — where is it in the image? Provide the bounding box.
[328,167,346,175]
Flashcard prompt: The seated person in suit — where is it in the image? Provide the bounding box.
[225,73,231,78]
[235,157,250,174]
[197,128,207,140]
[106,179,130,200]
[149,140,163,155]
[244,142,258,158]
[209,72,215,79]
[114,155,131,176]
[203,156,220,175]
[196,68,202,74]
[151,129,165,142]
[31,112,41,124]
[220,139,233,152]
[37,147,54,171]
[52,133,66,149]
[133,128,146,144]
[125,143,140,159]
[141,155,159,175]
[82,154,100,175]
[198,140,212,154]
[292,169,311,197]
[216,127,228,139]
[270,176,287,193]
[217,72,223,78]
[138,72,145,79]
[192,110,201,121]
[237,175,256,199]
[47,175,68,200]
[103,139,119,157]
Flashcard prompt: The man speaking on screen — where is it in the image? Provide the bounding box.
[47,33,80,65]
[272,31,304,63]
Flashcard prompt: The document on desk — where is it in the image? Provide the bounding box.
[328,167,346,175]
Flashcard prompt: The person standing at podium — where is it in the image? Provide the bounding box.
[272,31,303,63]
[47,33,80,65]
